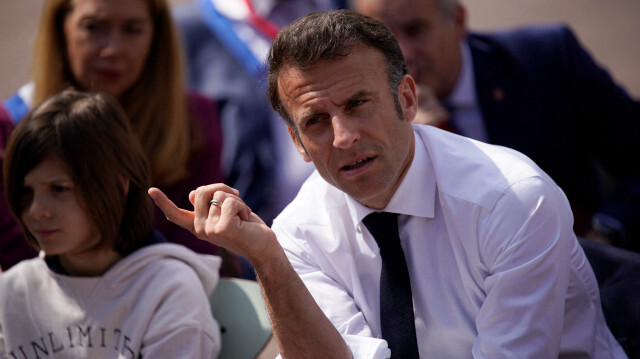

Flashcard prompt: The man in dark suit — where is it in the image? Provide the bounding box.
[355,0,640,252]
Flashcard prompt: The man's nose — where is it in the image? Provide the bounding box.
[332,116,360,148]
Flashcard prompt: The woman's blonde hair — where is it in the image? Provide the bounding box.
[31,0,192,186]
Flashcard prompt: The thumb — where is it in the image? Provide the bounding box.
[148,187,195,233]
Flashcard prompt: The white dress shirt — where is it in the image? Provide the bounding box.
[272,125,626,358]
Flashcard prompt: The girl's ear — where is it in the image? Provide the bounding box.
[121,176,130,195]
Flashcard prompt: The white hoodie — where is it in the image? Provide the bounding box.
[0,238,222,359]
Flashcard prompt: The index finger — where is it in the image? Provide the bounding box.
[148,187,195,233]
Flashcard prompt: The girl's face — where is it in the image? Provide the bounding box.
[63,0,154,99]
[21,157,102,264]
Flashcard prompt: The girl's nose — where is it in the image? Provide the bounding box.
[27,194,53,220]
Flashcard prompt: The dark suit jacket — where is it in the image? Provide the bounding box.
[578,237,640,358]
[468,24,640,250]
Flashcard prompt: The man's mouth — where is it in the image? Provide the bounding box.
[342,157,372,171]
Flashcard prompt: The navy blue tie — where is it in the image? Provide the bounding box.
[363,212,419,358]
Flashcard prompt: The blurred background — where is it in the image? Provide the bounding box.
[1,0,639,100]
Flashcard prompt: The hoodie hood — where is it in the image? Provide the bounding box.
[100,234,221,295]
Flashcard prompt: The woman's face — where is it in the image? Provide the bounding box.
[63,0,154,99]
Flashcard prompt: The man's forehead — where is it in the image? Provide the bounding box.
[276,45,383,77]
[277,49,385,94]
[276,59,341,98]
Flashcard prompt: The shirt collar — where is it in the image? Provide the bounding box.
[445,42,477,110]
[347,128,436,225]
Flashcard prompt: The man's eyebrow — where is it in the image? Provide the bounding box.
[295,90,378,122]
[345,90,376,103]
[296,108,325,125]
[300,109,322,119]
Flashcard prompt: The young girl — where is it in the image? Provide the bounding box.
[0,0,246,278]
[0,89,221,358]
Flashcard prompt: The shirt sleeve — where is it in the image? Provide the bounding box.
[472,176,575,358]
[0,318,6,358]
[273,223,391,359]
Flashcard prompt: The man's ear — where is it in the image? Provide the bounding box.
[453,3,468,40]
[399,74,418,123]
[288,126,312,162]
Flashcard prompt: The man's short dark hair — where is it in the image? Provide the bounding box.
[266,9,408,133]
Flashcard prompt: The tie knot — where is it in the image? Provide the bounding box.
[363,212,400,248]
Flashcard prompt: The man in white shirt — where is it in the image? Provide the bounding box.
[149,9,625,358]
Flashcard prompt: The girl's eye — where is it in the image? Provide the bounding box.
[52,184,72,193]
[20,187,34,208]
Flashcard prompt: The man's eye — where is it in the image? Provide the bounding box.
[306,117,323,126]
[347,99,367,111]
[405,25,422,38]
